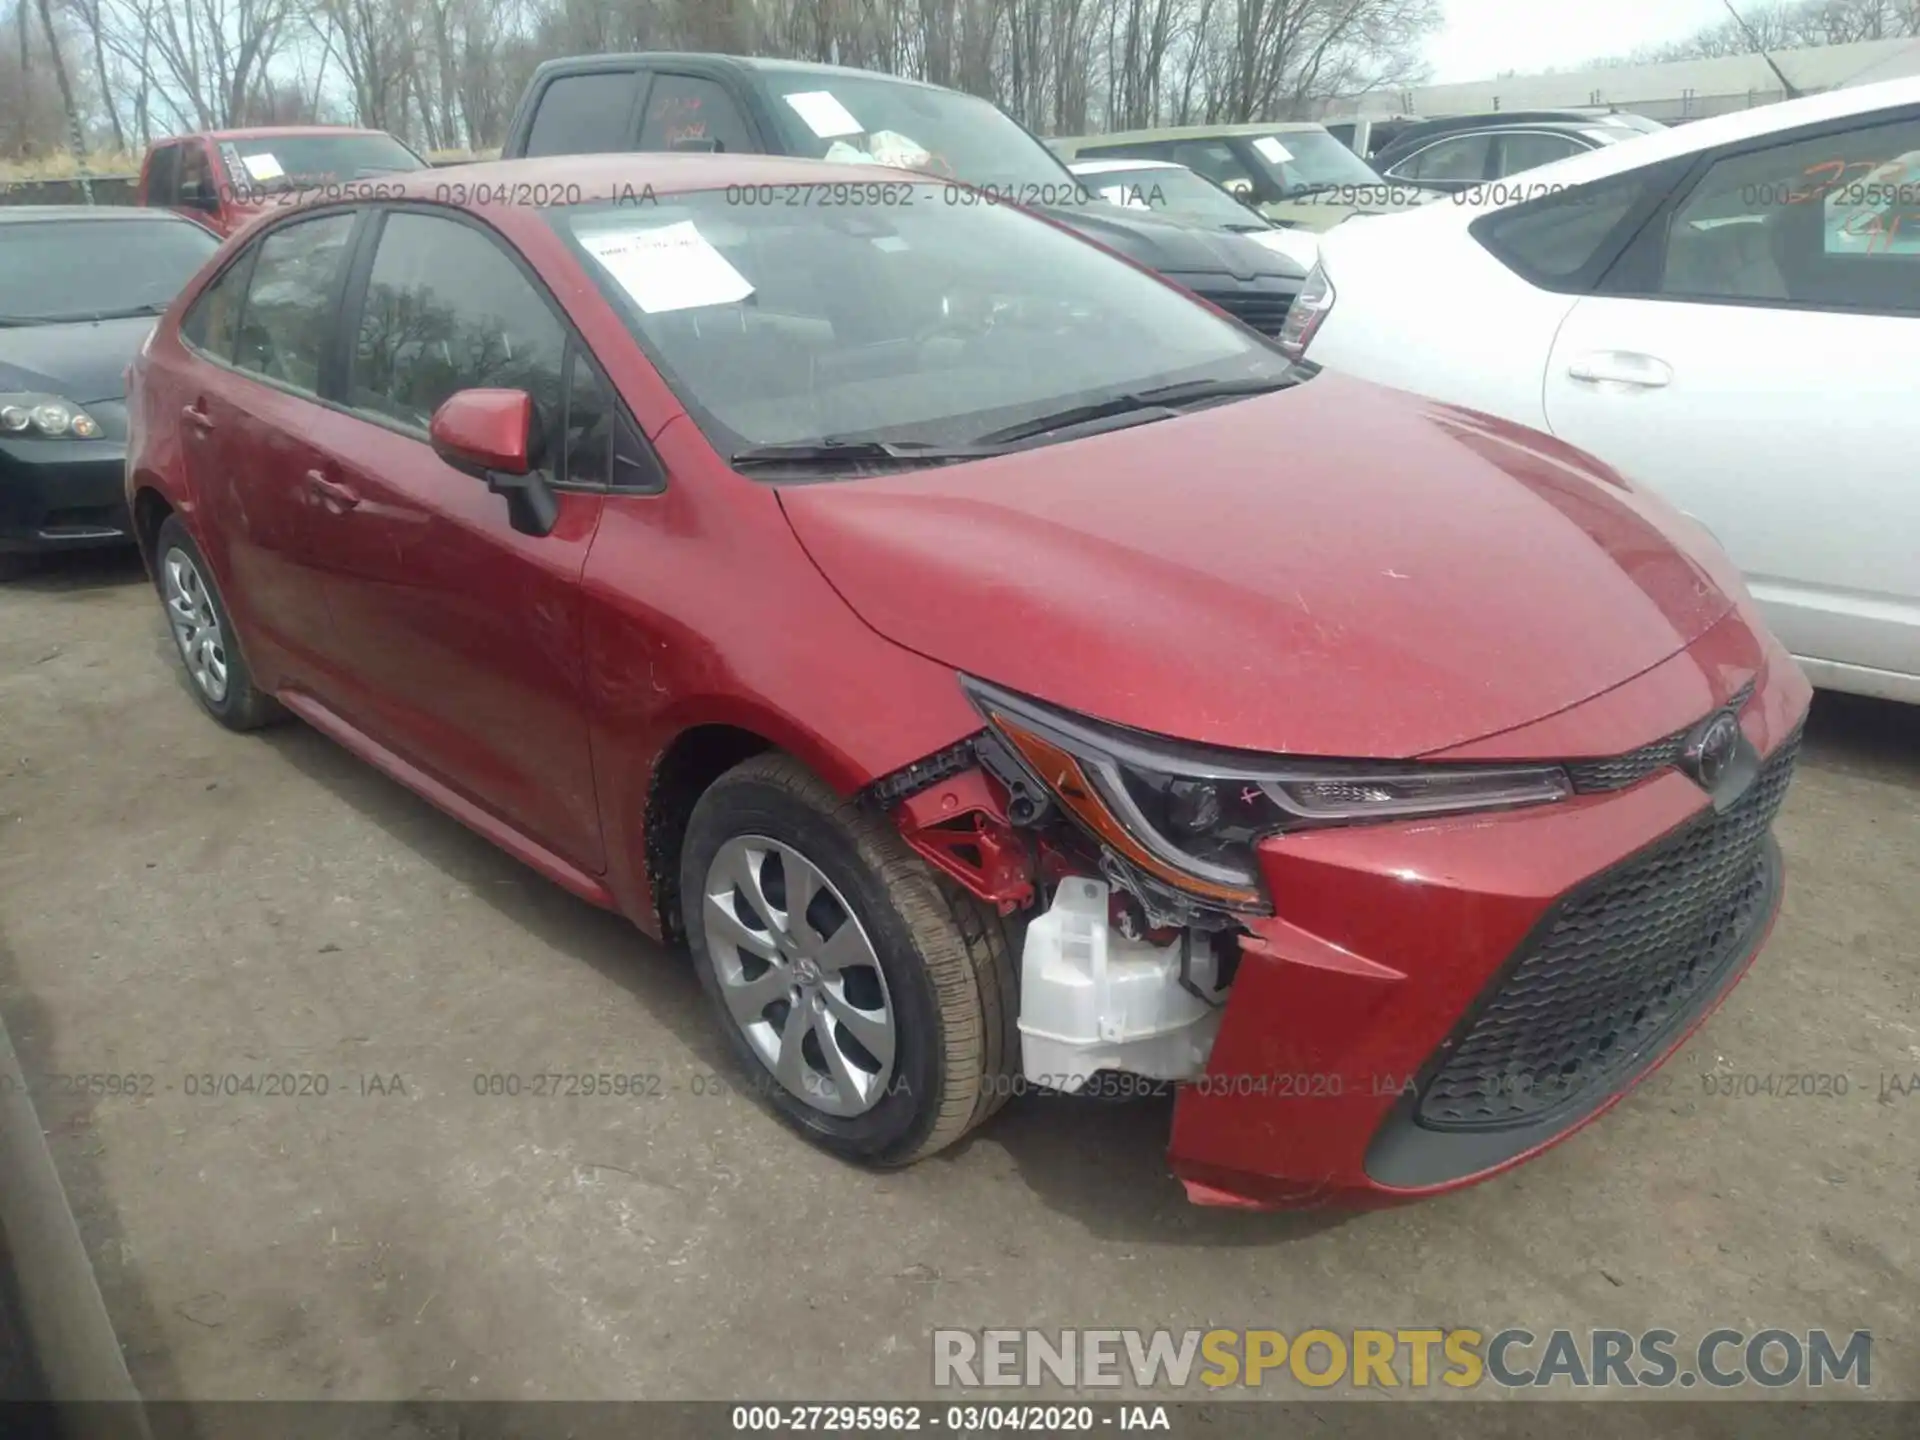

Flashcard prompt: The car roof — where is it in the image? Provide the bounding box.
[0,204,208,225]
[364,151,945,202]
[1392,118,1621,146]
[197,125,395,141]
[530,51,958,95]
[1055,121,1328,147]
[1406,108,1620,128]
[1067,158,1186,174]
[1334,73,1920,232]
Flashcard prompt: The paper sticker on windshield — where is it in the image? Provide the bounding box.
[241,152,286,182]
[1253,136,1293,164]
[867,130,932,169]
[579,221,754,314]
[785,90,864,139]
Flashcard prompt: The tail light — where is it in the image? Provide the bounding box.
[1277,261,1335,360]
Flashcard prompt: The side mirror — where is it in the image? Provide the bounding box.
[429,388,559,537]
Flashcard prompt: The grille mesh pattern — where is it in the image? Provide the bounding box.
[1416,729,1800,1131]
[1564,682,1757,794]
[1203,289,1294,335]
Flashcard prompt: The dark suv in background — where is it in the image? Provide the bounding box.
[500,53,1305,335]
[1369,109,1663,192]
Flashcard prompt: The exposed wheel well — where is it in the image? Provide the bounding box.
[645,724,773,945]
[131,487,174,572]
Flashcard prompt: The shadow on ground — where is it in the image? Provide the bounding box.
[255,716,1361,1245]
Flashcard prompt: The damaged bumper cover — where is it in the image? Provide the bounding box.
[1169,654,1806,1210]
[874,622,1810,1211]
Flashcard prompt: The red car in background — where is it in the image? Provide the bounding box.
[136,125,427,237]
[123,154,1810,1209]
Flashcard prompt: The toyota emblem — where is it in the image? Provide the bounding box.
[1683,711,1742,791]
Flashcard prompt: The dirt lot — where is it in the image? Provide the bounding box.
[1,549,1915,1407]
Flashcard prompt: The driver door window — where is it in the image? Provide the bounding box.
[347,212,574,476]
[1393,133,1493,184]
[233,213,357,394]
[146,144,181,207]
[1659,115,1920,312]
[179,143,217,210]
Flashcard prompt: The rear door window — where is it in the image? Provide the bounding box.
[1472,166,1668,288]
[525,71,644,156]
[636,75,755,154]
[1495,132,1587,176]
[233,213,357,394]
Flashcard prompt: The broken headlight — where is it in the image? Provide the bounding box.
[964,677,1571,910]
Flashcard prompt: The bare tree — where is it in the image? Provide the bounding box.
[35,0,90,191]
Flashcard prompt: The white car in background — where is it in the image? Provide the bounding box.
[1289,76,1920,704]
[1067,157,1323,270]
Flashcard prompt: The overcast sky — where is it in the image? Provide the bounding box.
[1425,0,1742,83]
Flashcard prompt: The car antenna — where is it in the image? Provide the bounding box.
[1721,0,1802,100]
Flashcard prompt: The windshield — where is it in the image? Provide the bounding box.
[0,218,218,323]
[217,133,424,191]
[550,184,1286,463]
[1073,165,1265,229]
[760,73,1074,193]
[1240,129,1387,195]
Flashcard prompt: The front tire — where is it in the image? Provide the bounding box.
[682,752,1018,1166]
[154,516,284,731]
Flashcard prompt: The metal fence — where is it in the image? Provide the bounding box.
[0,174,139,207]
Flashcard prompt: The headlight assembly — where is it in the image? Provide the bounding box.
[0,393,103,440]
[963,676,1571,910]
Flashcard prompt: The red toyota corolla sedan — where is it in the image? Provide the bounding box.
[124,155,1810,1209]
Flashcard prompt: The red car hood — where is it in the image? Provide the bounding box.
[777,374,1738,759]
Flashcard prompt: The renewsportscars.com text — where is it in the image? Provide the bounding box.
[932,1327,1871,1391]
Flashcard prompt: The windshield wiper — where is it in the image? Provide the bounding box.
[86,302,170,321]
[0,302,164,325]
[731,437,1006,471]
[973,375,1297,447]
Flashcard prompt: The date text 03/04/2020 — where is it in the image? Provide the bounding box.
[730,1405,1170,1431]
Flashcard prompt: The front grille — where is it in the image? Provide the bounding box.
[1565,681,1756,793]
[1416,728,1800,1131]
[1202,288,1294,336]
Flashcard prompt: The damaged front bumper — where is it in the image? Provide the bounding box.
[1167,658,1806,1210]
[878,621,1810,1211]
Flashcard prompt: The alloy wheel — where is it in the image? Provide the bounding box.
[702,835,897,1117]
[162,547,229,704]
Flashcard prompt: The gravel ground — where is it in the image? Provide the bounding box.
[0,548,1914,1410]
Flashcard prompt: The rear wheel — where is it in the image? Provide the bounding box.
[155,516,284,731]
[682,752,1018,1166]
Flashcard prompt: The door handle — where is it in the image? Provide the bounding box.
[1566,351,1673,388]
[181,401,215,430]
[305,469,360,511]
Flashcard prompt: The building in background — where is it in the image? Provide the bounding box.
[1320,37,1920,126]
